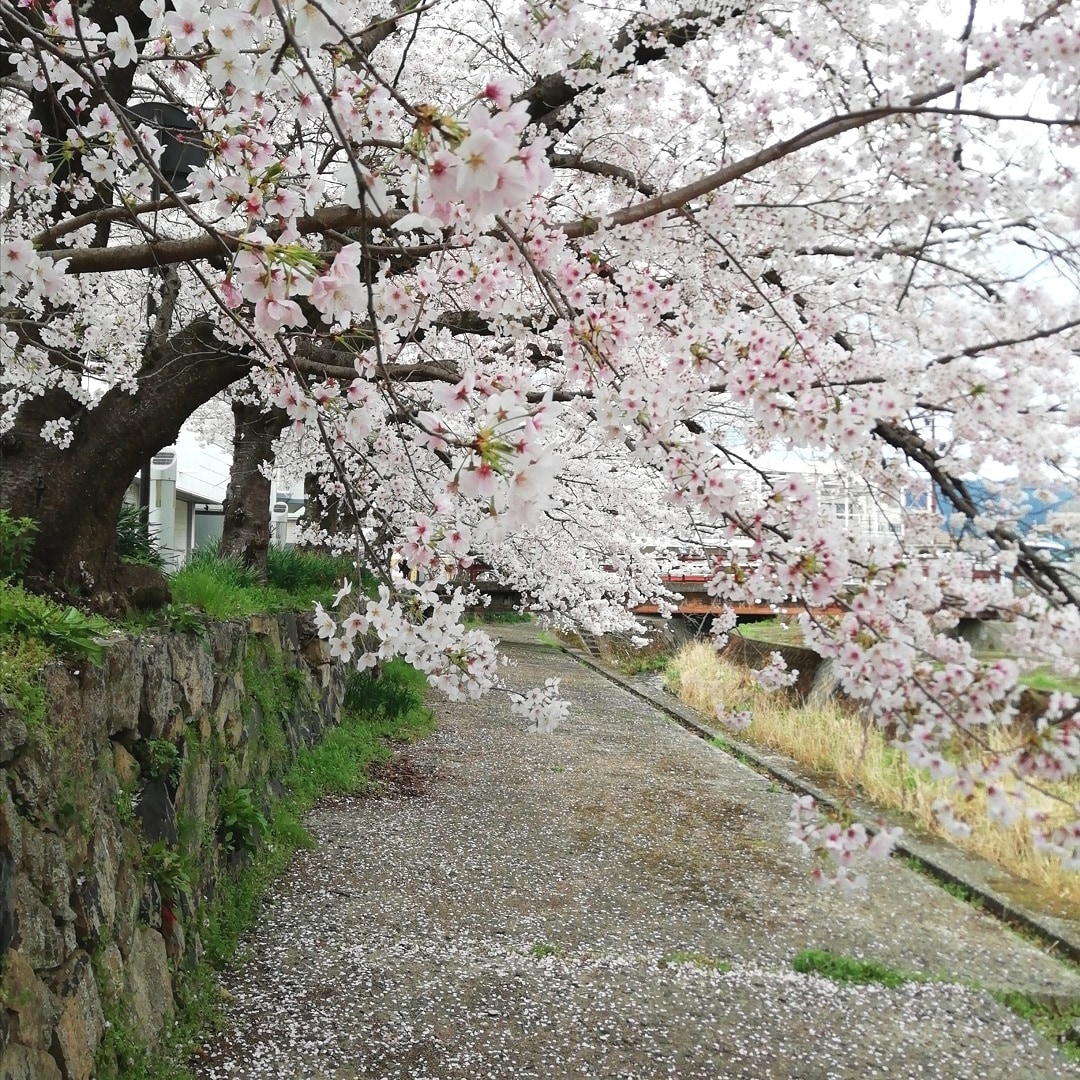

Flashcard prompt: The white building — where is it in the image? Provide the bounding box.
[131,427,304,569]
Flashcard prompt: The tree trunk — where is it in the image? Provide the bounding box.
[303,468,361,554]
[0,319,252,598]
[219,401,289,582]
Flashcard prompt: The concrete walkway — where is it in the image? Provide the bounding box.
[195,627,1080,1079]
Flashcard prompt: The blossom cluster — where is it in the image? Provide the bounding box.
[789,796,902,894]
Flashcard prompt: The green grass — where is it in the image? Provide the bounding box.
[791,948,1080,1058]
[265,545,364,596]
[0,582,111,735]
[528,942,563,959]
[467,610,534,625]
[0,629,52,731]
[1017,669,1080,695]
[989,990,1080,1059]
[617,651,671,676]
[792,948,915,989]
[168,545,361,619]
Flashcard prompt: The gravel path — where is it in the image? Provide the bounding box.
[195,627,1080,1079]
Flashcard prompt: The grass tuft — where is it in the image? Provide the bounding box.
[793,948,914,988]
[168,545,361,619]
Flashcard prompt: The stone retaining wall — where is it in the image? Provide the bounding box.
[0,612,344,1080]
[721,634,837,704]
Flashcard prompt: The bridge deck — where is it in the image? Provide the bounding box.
[472,573,843,618]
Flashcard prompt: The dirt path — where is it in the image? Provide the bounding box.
[195,628,1080,1079]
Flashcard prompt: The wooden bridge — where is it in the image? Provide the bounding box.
[469,570,842,620]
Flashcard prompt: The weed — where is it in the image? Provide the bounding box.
[142,841,192,907]
[792,948,915,989]
[162,604,206,635]
[528,942,562,959]
[618,652,671,676]
[116,504,164,569]
[669,641,1080,916]
[0,509,37,580]
[0,583,107,663]
[265,545,360,595]
[114,787,139,829]
[343,660,426,721]
[737,619,805,647]
[141,739,181,786]
[941,878,984,908]
[471,610,534,625]
[0,628,51,730]
[989,990,1080,1060]
[217,786,268,855]
[169,544,369,619]
[658,950,731,972]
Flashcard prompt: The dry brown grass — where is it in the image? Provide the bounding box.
[667,640,1080,917]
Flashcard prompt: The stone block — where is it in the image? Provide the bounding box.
[175,756,211,829]
[95,941,123,1003]
[20,828,72,926]
[112,860,141,951]
[210,620,245,672]
[72,821,118,948]
[13,877,66,969]
[0,851,15,960]
[135,778,177,846]
[9,744,58,826]
[124,926,174,1043]
[104,636,141,735]
[139,638,176,739]
[41,665,80,739]
[48,949,104,1080]
[168,635,214,720]
[0,708,27,765]
[74,662,109,750]
[212,676,242,741]
[0,784,23,866]
[279,611,300,652]
[111,743,139,790]
[2,947,61,1049]
[0,1043,63,1080]
[246,614,280,648]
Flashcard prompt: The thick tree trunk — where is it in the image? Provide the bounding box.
[303,468,361,554]
[219,401,289,582]
[0,319,252,596]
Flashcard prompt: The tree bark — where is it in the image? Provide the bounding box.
[0,320,252,595]
[219,401,289,581]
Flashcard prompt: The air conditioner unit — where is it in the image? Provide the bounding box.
[271,501,290,546]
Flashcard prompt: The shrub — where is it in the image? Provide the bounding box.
[142,841,192,906]
[115,504,165,568]
[217,786,268,855]
[0,509,37,580]
[0,583,107,663]
[344,659,426,719]
[140,739,181,786]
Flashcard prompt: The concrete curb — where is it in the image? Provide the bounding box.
[559,644,1080,970]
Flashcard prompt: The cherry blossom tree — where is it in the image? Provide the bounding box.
[2,0,1080,880]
